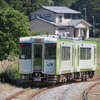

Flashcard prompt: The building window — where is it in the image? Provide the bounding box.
[58,15,62,22]
[64,14,71,19]
[35,14,41,18]
[64,14,78,19]
[72,14,78,19]
[44,14,51,17]
[58,28,66,33]
[80,48,91,60]
[62,47,70,60]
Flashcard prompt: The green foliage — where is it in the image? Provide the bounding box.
[53,0,72,7]
[82,28,87,40]
[30,29,51,36]
[70,0,100,38]
[5,0,53,15]
[0,65,20,85]
[0,0,9,10]
[0,8,30,60]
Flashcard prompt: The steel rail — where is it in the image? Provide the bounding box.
[5,87,31,100]
[25,78,100,100]
[25,87,47,100]
[5,78,100,100]
[83,81,100,100]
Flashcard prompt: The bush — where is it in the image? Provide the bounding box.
[0,65,20,86]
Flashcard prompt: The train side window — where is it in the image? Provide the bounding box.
[80,48,91,60]
[62,47,70,60]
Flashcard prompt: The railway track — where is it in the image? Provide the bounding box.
[83,81,100,100]
[5,87,31,100]
[5,78,100,100]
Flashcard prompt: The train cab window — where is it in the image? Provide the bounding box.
[80,48,91,60]
[19,43,31,59]
[45,44,56,59]
[62,47,70,60]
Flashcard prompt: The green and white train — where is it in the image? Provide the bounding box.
[19,35,97,86]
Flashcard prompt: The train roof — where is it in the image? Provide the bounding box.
[20,35,96,44]
[20,36,58,43]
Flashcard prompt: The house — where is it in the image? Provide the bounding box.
[30,6,92,38]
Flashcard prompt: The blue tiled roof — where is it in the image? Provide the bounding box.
[42,6,81,14]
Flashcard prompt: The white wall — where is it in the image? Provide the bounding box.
[55,14,71,23]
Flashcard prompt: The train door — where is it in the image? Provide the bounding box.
[32,43,44,72]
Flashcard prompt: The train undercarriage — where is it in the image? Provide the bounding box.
[20,71,94,86]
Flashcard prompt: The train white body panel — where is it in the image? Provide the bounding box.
[74,42,96,72]
[20,60,32,74]
[57,40,74,74]
[44,60,55,74]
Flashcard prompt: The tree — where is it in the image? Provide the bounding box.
[53,0,72,7]
[70,0,100,38]
[0,8,30,60]
[5,0,53,16]
[0,0,9,10]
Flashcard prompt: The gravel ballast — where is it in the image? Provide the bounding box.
[0,80,100,100]
[32,81,100,100]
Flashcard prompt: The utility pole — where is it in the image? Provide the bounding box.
[83,8,87,21]
[92,16,95,38]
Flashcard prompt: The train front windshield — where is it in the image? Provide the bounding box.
[45,44,56,59]
[19,43,31,59]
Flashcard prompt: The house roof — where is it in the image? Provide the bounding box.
[30,17,69,26]
[42,6,81,14]
[67,19,92,27]
[30,17,91,27]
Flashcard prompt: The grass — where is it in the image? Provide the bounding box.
[86,38,100,57]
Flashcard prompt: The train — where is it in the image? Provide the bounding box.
[19,35,97,86]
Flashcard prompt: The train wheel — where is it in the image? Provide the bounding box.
[81,75,86,81]
[64,77,67,83]
[67,74,71,82]
[89,71,94,78]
